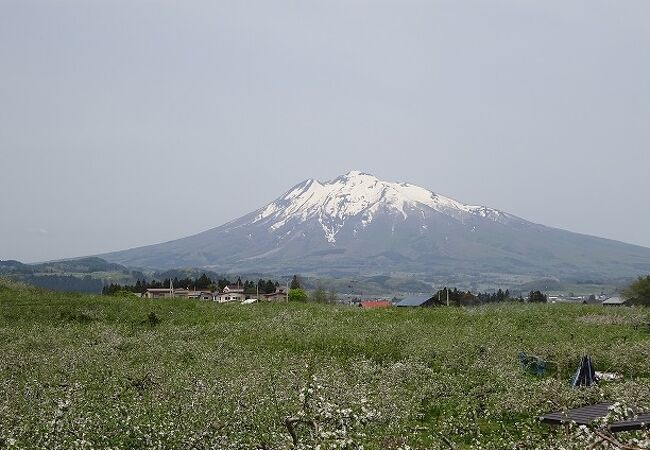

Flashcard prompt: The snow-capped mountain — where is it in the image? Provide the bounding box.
[252,171,519,244]
[101,171,650,279]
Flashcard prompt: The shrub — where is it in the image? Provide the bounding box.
[145,311,161,327]
[288,288,308,302]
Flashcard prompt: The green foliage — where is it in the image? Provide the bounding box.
[145,311,161,327]
[1,287,649,449]
[113,289,139,298]
[624,275,650,306]
[288,288,308,302]
[528,290,548,303]
[290,274,301,290]
[310,285,328,303]
[264,279,277,294]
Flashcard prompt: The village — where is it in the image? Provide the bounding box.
[134,281,631,308]
[139,282,289,303]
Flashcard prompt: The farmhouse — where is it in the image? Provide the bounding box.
[395,295,440,307]
[359,300,391,309]
[602,296,627,306]
[186,291,213,300]
[216,292,246,303]
[143,288,174,299]
[143,288,213,300]
[223,284,244,294]
[263,287,288,301]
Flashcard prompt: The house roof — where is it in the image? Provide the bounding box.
[602,296,626,305]
[264,291,286,297]
[360,300,391,309]
[396,295,433,307]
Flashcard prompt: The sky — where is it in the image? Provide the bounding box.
[1,0,649,263]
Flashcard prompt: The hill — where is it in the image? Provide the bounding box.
[1,281,649,448]
[0,257,140,293]
[100,171,650,280]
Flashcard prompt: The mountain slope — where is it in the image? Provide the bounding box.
[101,171,650,279]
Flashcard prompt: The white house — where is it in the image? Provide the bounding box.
[216,292,246,303]
[222,284,244,294]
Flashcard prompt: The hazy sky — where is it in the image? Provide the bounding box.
[1,1,649,263]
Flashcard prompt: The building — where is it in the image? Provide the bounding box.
[395,295,441,307]
[143,288,174,299]
[187,291,213,300]
[223,284,244,294]
[359,300,391,309]
[263,287,288,301]
[602,296,627,306]
[216,292,246,303]
[143,288,213,300]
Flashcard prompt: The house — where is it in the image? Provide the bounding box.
[216,292,246,303]
[263,287,288,302]
[171,289,190,298]
[187,291,213,300]
[602,296,627,306]
[223,284,244,294]
[143,288,216,300]
[359,300,391,309]
[395,295,441,307]
[143,288,174,299]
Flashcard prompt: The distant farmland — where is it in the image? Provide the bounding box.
[1,280,649,449]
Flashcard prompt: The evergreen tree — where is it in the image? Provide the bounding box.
[290,275,301,290]
[196,274,211,289]
[528,290,547,303]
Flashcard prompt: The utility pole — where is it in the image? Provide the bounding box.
[286,279,289,302]
[446,288,449,307]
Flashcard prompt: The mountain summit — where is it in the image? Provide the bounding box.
[253,170,518,244]
[101,171,650,279]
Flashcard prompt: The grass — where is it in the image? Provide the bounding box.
[1,279,649,449]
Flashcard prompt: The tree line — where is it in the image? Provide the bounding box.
[429,288,547,306]
[102,274,287,296]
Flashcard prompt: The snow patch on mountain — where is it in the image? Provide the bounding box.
[250,171,515,243]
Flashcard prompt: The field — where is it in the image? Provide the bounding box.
[1,280,649,449]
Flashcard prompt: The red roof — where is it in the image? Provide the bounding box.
[359,300,391,309]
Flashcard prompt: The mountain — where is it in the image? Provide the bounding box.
[0,257,123,293]
[100,171,650,279]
